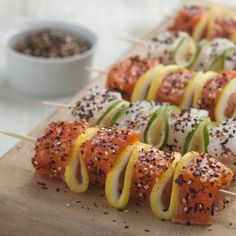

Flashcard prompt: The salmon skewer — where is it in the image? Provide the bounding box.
[105,57,236,122]
[43,87,236,174]
[1,121,234,225]
[170,4,236,42]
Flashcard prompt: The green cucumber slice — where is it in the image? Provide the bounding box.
[185,117,211,153]
[211,47,235,71]
[144,105,180,148]
[98,100,129,127]
[189,39,209,69]
[222,47,236,70]
[143,106,165,148]
[174,36,197,68]
[111,107,129,126]
[210,54,224,72]
[203,121,218,152]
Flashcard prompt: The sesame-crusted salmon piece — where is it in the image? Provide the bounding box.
[132,146,175,202]
[173,152,233,225]
[106,56,158,100]
[171,5,209,35]
[80,127,140,187]
[32,122,89,180]
[199,70,236,120]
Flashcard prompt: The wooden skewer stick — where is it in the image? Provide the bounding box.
[115,36,148,46]
[42,101,71,109]
[219,189,236,197]
[85,67,108,75]
[0,130,36,142]
[0,129,236,198]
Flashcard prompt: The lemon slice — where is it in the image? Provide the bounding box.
[131,64,164,102]
[144,105,179,148]
[193,71,217,108]
[105,143,149,209]
[64,127,99,193]
[150,152,181,220]
[147,65,185,101]
[230,31,236,42]
[184,117,211,153]
[207,6,233,40]
[98,100,129,127]
[180,71,203,109]
[215,78,236,122]
[192,10,212,42]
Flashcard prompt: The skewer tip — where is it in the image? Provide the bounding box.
[0,130,36,142]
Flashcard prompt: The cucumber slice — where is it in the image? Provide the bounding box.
[113,101,160,141]
[189,39,209,69]
[98,100,129,127]
[222,47,236,70]
[164,108,209,154]
[174,36,197,68]
[207,118,236,172]
[191,38,234,71]
[143,106,165,148]
[210,54,224,72]
[184,117,211,153]
[131,64,164,102]
[112,107,129,126]
[147,31,188,65]
[144,105,180,148]
[203,122,218,152]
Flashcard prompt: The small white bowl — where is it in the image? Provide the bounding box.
[3,20,97,97]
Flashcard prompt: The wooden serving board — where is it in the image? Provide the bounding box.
[0,2,236,236]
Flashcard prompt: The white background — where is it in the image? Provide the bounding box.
[0,0,235,156]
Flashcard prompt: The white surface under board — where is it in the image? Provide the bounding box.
[0,0,235,157]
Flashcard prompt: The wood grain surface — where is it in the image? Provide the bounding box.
[0,2,236,235]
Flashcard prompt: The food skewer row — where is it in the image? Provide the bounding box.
[0,122,234,225]
[43,87,236,174]
[104,56,236,122]
[121,30,236,72]
[170,4,236,42]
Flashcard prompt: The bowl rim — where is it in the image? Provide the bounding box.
[3,19,98,64]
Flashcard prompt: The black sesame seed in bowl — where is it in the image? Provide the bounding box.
[4,21,97,97]
[14,28,91,58]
